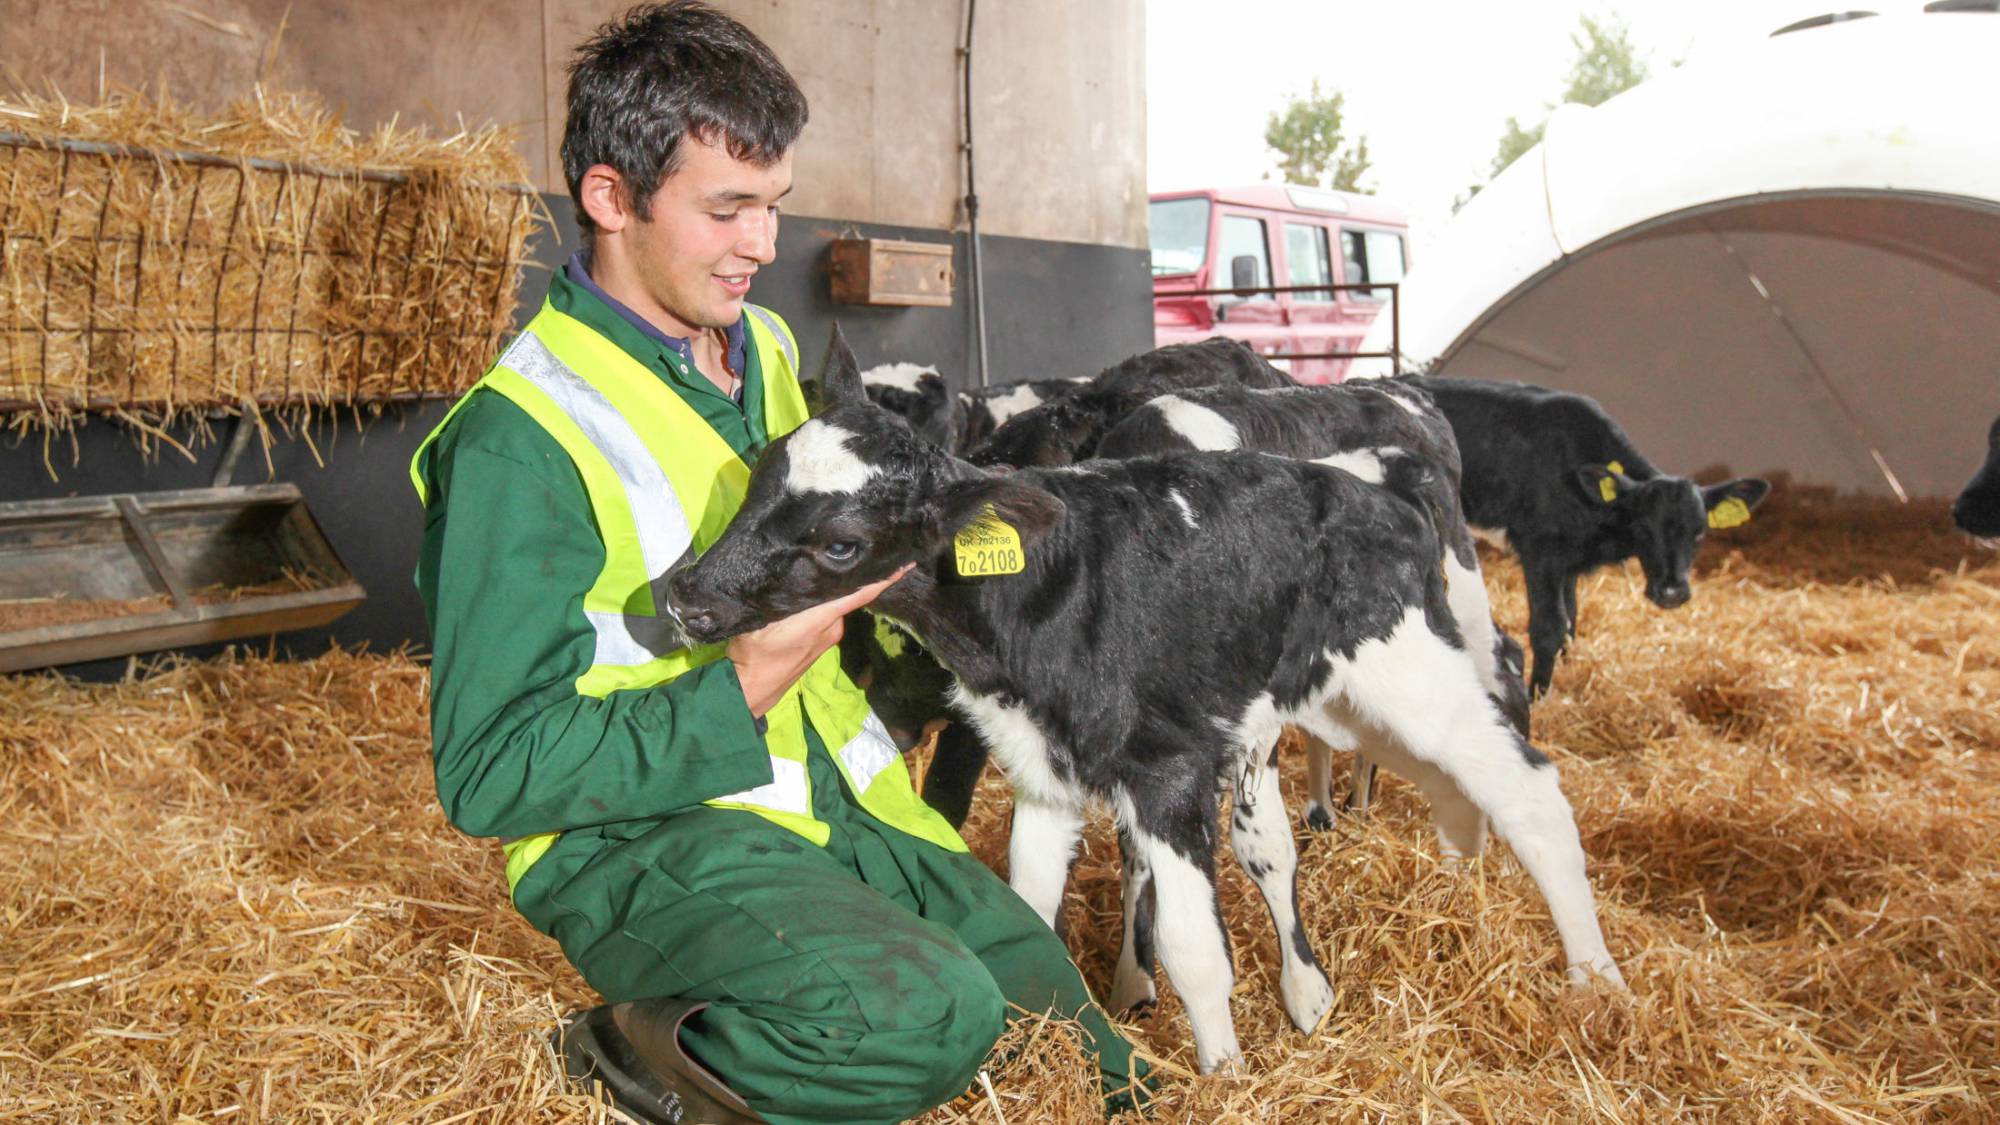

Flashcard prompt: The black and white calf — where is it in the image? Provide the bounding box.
[1406,374,1770,697]
[1095,380,1533,827]
[967,336,1292,468]
[860,362,964,452]
[1952,413,2000,539]
[668,333,1623,1074]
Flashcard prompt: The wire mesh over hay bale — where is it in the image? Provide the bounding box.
[2,493,1997,1121]
[0,87,539,429]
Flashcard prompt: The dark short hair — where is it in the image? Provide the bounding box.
[561,1,808,236]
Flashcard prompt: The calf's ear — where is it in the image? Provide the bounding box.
[1703,477,1771,529]
[1574,463,1632,505]
[817,323,867,407]
[932,472,1066,547]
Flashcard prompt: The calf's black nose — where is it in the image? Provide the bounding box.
[1652,583,1690,609]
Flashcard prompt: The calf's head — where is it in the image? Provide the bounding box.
[966,396,1106,469]
[1951,414,2000,540]
[666,328,1063,643]
[1576,464,1770,608]
[860,362,964,451]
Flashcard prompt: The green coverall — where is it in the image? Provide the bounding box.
[414,262,1146,1124]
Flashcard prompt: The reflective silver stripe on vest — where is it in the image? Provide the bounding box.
[499,330,690,665]
[837,714,900,795]
[745,304,796,373]
[712,755,810,816]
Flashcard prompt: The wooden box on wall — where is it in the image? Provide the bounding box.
[828,238,955,307]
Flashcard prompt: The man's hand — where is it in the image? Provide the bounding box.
[728,564,915,718]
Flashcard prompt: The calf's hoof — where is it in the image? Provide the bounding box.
[1109,969,1157,1014]
[1303,802,1336,833]
[1567,960,1627,991]
[1198,1050,1247,1077]
[1281,968,1335,1034]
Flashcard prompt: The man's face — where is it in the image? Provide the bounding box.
[624,135,793,336]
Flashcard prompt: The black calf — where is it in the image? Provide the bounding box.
[1406,374,1770,697]
[1952,414,2000,538]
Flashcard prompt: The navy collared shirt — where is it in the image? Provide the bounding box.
[564,251,748,400]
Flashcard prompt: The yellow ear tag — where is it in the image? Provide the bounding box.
[1708,496,1752,529]
[954,506,1025,577]
[1597,461,1626,502]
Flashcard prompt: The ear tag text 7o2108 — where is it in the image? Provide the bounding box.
[1708,497,1752,529]
[1598,461,1626,503]
[954,506,1025,577]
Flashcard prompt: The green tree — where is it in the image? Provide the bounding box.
[1489,116,1545,181]
[1264,80,1373,193]
[1462,13,1651,206]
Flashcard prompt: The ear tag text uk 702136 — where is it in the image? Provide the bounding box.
[954,506,1025,577]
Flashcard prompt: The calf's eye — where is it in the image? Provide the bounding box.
[823,541,862,562]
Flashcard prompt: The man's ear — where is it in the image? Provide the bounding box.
[817,323,867,407]
[1703,477,1771,529]
[931,471,1066,547]
[577,164,632,234]
[1574,463,1632,505]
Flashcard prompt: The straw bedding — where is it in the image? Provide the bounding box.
[0,87,537,431]
[3,488,1997,1123]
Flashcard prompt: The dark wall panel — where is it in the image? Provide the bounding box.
[3,195,1151,678]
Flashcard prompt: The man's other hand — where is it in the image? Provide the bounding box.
[727,564,915,718]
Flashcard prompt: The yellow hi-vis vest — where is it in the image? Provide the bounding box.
[411,300,967,894]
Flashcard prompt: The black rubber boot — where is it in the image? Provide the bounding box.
[554,999,765,1125]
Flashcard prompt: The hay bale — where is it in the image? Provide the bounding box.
[3,497,1997,1121]
[0,85,539,432]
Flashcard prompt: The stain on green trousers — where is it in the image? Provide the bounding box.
[514,748,1144,1125]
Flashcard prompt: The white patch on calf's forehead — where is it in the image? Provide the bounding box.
[1153,396,1241,450]
[983,384,1045,425]
[861,362,940,394]
[1168,489,1198,528]
[1311,447,1387,484]
[783,420,880,495]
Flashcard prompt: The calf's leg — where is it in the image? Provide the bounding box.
[1108,826,1158,1013]
[1121,801,1243,1074]
[919,720,989,830]
[1231,745,1334,1033]
[1008,796,1084,930]
[1522,554,1573,698]
[1338,727,1487,861]
[1329,607,1622,987]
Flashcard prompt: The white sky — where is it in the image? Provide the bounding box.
[1146,0,1926,249]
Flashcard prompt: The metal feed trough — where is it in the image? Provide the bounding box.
[0,483,364,672]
